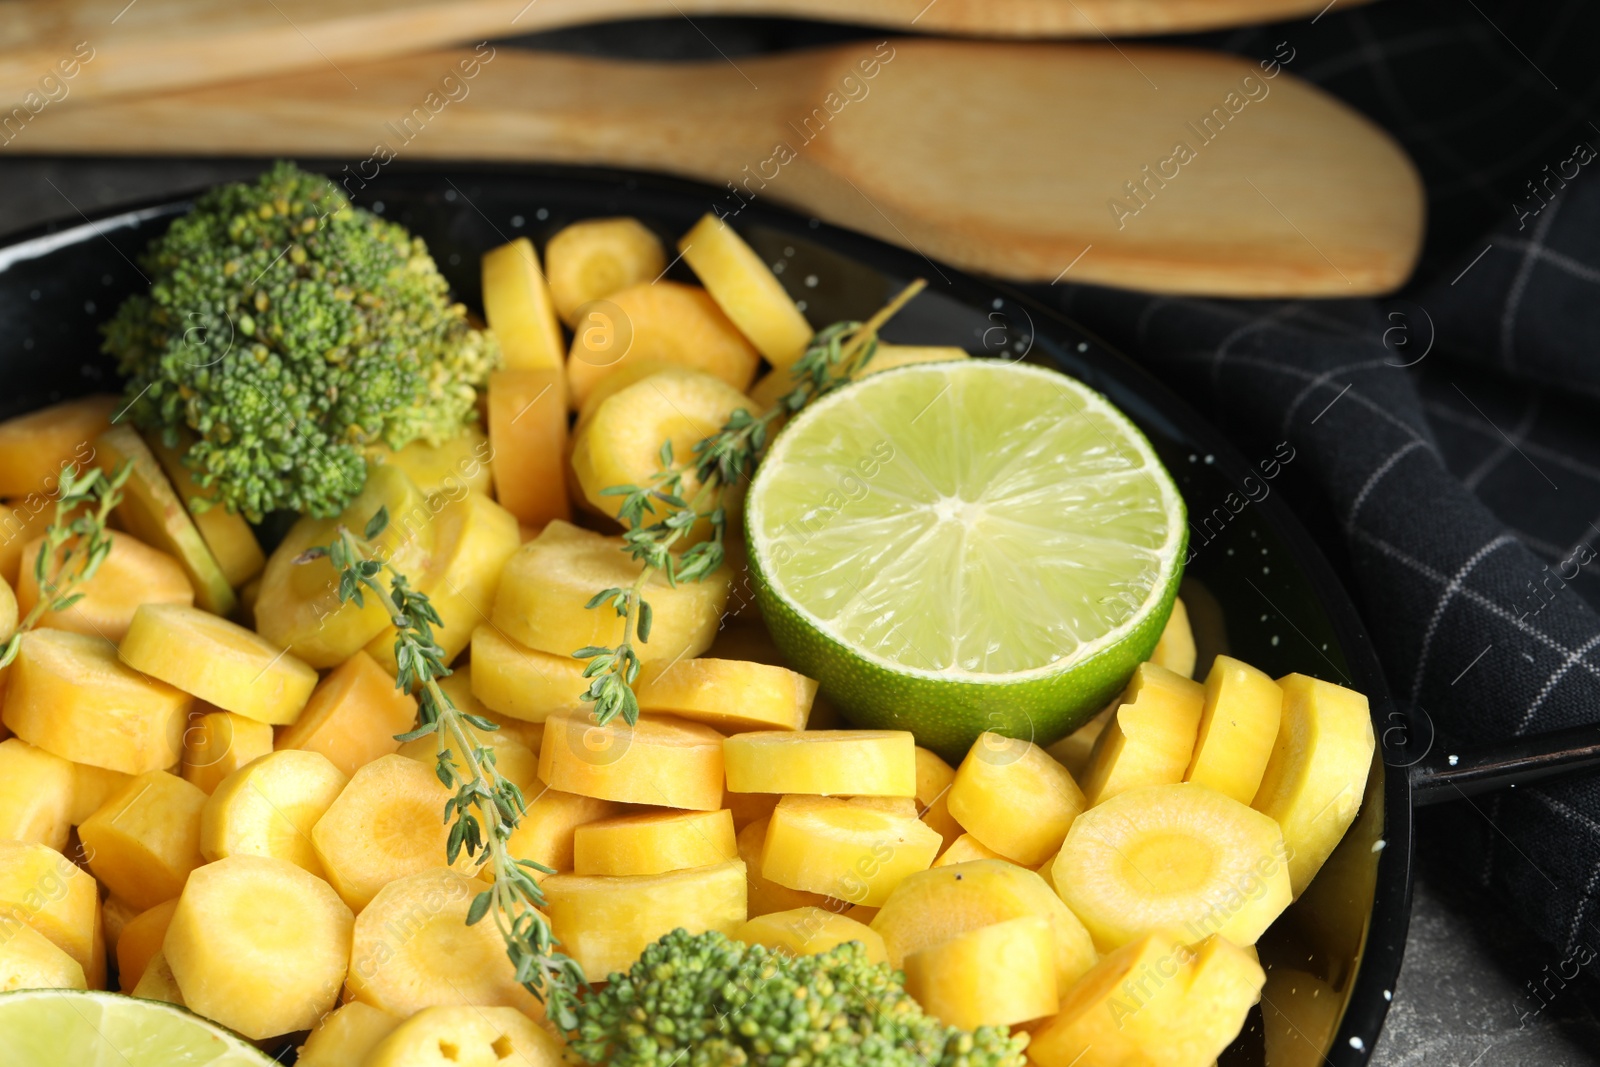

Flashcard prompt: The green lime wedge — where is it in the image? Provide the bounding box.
[746,359,1187,761]
[0,989,275,1066]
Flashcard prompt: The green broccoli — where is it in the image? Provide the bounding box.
[566,930,1029,1067]
[103,161,499,520]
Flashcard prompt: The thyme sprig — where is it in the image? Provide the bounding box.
[0,460,134,668]
[297,509,586,1030]
[576,279,928,726]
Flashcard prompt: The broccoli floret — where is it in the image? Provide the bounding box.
[103,161,499,520]
[566,930,1029,1067]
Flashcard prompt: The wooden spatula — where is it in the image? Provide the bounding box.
[4,0,1375,109]
[16,40,1423,296]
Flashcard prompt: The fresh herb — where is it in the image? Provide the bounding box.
[575,280,927,726]
[0,461,134,668]
[297,509,586,1029]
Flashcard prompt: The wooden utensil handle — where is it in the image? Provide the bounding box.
[0,0,1375,111]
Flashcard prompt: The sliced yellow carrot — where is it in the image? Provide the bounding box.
[946,733,1085,866]
[119,603,317,725]
[572,808,737,876]
[635,656,816,732]
[79,770,207,912]
[761,795,941,906]
[538,711,724,811]
[274,650,418,778]
[723,730,916,796]
[679,215,811,369]
[482,237,565,372]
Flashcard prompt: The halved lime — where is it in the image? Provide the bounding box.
[0,989,275,1066]
[746,359,1186,760]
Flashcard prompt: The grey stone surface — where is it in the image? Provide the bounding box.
[2,155,1597,1067]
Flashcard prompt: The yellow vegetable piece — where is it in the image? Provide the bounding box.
[69,761,131,826]
[17,531,193,642]
[1185,655,1283,804]
[544,858,748,978]
[1251,673,1375,896]
[468,625,589,722]
[93,425,234,615]
[723,730,917,797]
[181,710,273,795]
[397,725,539,795]
[131,948,184,1005]
[120,603,317,726]
[201,749,348,878]
[506,786,627,879]
[1028,932,1264,1067]
[539,711,725,811]
[902,914,1058,1030]
[349,867,545,1018]
[570,368,753,541]
[149,435,266,589]
[0,395,117,499]
[0,503,73,588]
[482,237,565,372]
[2,629,190,773]
[0,920,86,993]
[636,656,817,732]
[567,280,760,409]
[0,841,104,989]
[274,650,419,778]
[933,832,1007,868]
[737,817,830,916]
[573,808,738,876]
[1053,782,1292,951]
[762,795,941,907]
[311,753,474,911]
[871,859,1095,994]
[486,368,570,528]
[254,463,436,669]
[1080,663,1204,807]
[166,855,353,1040]
[365,425,492,500]
[947,733,1086,867]
[572,358,679,436]
[1045,703,1115,780]
[364,490,521,673]
[1150,596,1197,678]
[547,217,668,327]
[679,215,811,369]
[0,737,73,849]
[913,747,963,851]
[439,666,544,751]
[493,520,730,664]
[80,770,207,912]
[297,1002,401,1067]
[734,906,887,964]
[366,1005,564,1067]
[114,898,178,993]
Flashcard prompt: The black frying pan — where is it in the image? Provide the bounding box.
[0,162,1590,1066]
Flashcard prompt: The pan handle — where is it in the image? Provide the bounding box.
[1410,720,1600,806]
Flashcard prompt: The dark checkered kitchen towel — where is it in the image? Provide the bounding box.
[1037,0,1600,971]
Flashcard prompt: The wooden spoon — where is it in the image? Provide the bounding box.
[3,0,1376,111]
[14,40,1424,296]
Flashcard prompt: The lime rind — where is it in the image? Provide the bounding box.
[0,989,275,1066]
[746,360,1186,761]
